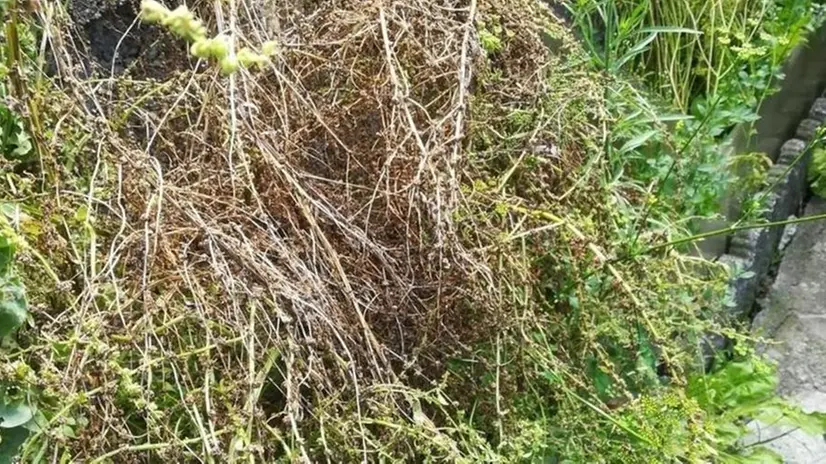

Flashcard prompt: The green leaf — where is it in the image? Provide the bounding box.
[638,113,694,124]
[753,399,826,435]
[23,410,46,433]
[788,409,826,435]
[689,359,777,412]
[0,402,33,429]
[0,279,27,337]
[0,426,29,464]
[636,326,657,372]
[59,424,76,438]
[0,235,14,276]
[614,32,657,70]
[638,26,702,34]
[10,131,31,158]
[731,446,783,464]
[619,130,659,154]
[586,357,613,398]
[713,420,746,446]
[0,204,17,220]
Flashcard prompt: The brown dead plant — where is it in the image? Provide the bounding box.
[22,0,604,460]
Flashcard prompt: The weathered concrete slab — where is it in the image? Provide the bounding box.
[749,198,826,461]
[744,390,826,464]
[759,314,826,394]
[716,138,811,319]
[755,199,826,338]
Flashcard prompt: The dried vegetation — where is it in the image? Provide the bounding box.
[3,0,727,461]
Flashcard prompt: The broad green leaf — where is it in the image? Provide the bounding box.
[0,235,14,276]
[10,121,31,159]
[0,280,27,337]
[59,424,76,438]
[0,204,16,220]
[786,410,826,435]
[749,402,787,423]
[754,400,826,435]
[688,358,779,413]
[0,402,33,429]
[714,420,746,446]
[23,410,46,432]
[11,136,31,158]
[0,426,29,464]
[731,446,783,464]
[723,373,775,407]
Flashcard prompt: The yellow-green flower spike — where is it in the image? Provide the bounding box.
[261,40,279,57]
[161,5,207,41]
[140,0,170,23]
[191,36,230,60]
[220,56,240,76]
[237,48,269,70]
[139,1,274,76]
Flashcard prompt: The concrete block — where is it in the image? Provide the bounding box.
[795,118,822,142]
[809,98,826,122]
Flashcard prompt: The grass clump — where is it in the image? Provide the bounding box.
[572,0,824,113]
[0,0,824,462]
[568,0,826,219]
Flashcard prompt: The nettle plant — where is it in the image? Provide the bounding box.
[140,0,278,75]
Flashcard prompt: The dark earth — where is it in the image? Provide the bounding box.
[70,0,186,77]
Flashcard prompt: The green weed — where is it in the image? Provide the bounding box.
[688,355,826,463]
[568,0,825,219]
[809,147,826,197]
[478,20,505,55]
[0,208,36,461]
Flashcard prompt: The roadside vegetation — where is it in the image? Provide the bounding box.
[1,0,825,462]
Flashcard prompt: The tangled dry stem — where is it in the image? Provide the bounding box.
[20,0,602,460]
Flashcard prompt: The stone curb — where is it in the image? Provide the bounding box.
[719,95,826,320]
